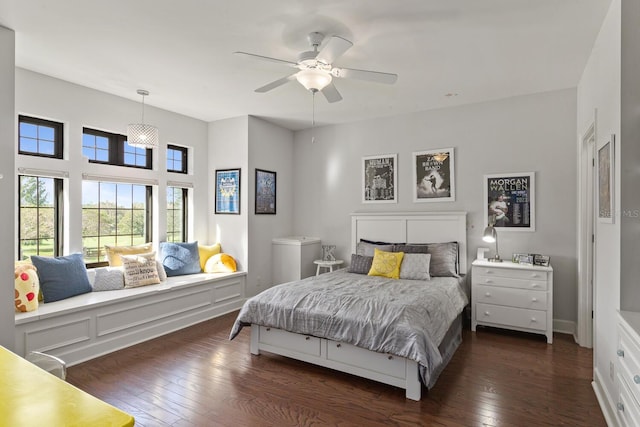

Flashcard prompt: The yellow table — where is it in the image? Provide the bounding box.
[0,346,134,427]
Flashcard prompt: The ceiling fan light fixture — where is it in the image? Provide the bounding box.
[296,69,332,91]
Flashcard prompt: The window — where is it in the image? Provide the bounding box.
[19,175,63,259]
[82,128,152,169]
[167,145,187,173]
[82,181,152,265]
[166,187,187,242]
[19,116,63,158]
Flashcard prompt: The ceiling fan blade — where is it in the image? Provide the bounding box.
[234,51,298,67]
[321,82,343,103]
[255,74,297,93]
[334,67,398,85]
[316,36,353,64]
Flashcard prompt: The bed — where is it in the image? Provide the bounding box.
[230,212,468,400]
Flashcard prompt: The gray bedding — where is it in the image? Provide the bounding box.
[230,269,468,387]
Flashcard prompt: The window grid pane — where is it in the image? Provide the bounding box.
[19,116,63,158]
[82,181,150,264]
[19,176,60,259]
[166,187,186,242]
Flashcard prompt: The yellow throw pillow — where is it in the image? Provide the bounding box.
[16,259,43,302]
[105,243,153,267]
[204,253,237,273]
[368,248,404,279]
[198,243,222,271]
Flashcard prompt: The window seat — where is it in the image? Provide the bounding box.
[15,271,246,366]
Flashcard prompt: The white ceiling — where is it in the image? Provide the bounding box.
[0,0,611,131]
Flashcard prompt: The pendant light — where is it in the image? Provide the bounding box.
[127,89,159,149]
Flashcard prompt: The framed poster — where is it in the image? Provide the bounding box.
[362,153,397,203]
[214,169,240,214]
[598,135,614,223]
[255,168,276,214]
[413,148,455,202]
[484,172,535,231]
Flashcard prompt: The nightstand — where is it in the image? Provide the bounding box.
[314,260,344,276]
[471,259,553,343]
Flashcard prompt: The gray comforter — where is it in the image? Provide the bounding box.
[230,269,468,386]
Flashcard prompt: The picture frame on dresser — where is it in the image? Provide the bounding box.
[484,172,535,231]
[214,168,241,214]
[362,153,397,203]
[597,135,614,223]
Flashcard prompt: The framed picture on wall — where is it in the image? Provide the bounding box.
[362,153,397,203]
[255,168,276,214]
[484,172,535,231]
[413,148,455,202]
[214,168,240,214]
[598,135,614,223]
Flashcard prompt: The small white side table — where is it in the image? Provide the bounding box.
[314,260,344,276]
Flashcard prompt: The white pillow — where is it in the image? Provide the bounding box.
[93,267,125,291]
[121,252,161,288]
[399,253,431,280]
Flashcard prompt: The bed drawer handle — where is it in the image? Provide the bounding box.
[387,355,393,360]
[336,344,341,348]
[634,375,640,385]
[617,349,625,358]
[305,336,310,341]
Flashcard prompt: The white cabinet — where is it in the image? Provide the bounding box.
[272,236,320,284]
[471,259,553,343]
[616,311,640,426]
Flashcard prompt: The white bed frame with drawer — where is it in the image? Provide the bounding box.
[250,212,468,400]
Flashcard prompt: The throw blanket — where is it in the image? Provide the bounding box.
[230,270,468,386]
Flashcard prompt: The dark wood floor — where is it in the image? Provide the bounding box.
[66,312,606,426]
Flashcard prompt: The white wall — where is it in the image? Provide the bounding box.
[208,116,249,272]
[293,89,579,326]
[0,26,16,349]
[576,0,620,414]
[15,68,210,252]
[247,116,294,295]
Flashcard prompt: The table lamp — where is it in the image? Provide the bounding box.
[482,225,502,262]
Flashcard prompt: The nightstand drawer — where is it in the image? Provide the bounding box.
[473,275,547,291]
[619,326,640,403]
[472,266,547,281]
[476,303,547,331]
[475,284,547,310]
[618,372,640,426]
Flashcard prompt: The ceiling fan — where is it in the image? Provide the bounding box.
[235,32,398,103]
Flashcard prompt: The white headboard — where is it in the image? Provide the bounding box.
[351,212,468,272]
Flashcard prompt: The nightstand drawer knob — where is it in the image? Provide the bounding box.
[634,375,640,384]
[531,283,539,288]
[336,344,341,348]
[617,349,625,357]
[266,327,271,331]
[618,402,625,412]
[485,292,491,297]
[484,311,490,316]
[530,273,539,278]
[305,336,310,340]
[388,355,393,360]
[531,297,538,302]
[484,279,493,284]
[531,318,537,322]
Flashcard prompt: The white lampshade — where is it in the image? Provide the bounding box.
[127,89,158,149]
[127,123,159,148]
[296,69,332,91]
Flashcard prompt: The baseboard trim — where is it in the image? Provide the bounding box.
[553,319,576,336]
[593,367,617,426]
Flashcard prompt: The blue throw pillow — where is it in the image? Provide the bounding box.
[159,241,201,276]
[31,253,92,303]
